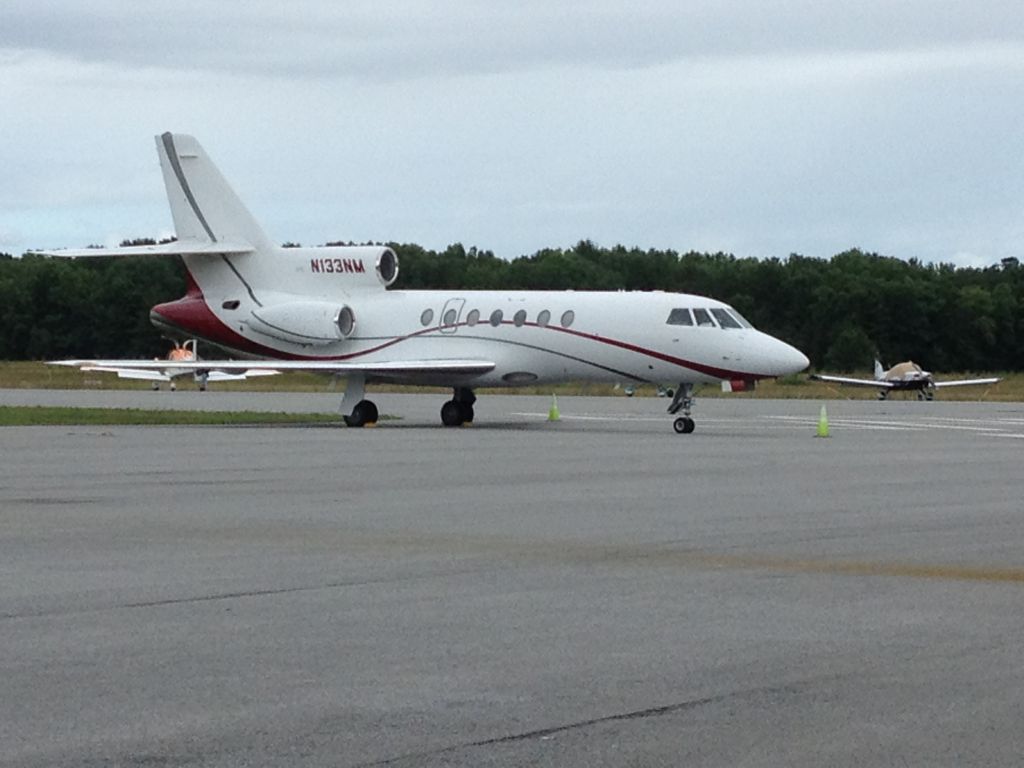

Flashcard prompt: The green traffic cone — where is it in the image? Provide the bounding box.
[548,394,560,421]
[816,404,830,438]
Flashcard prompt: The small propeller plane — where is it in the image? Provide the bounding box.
[65,338,280,391]
[810,359,1000,400]
[38,133,809,433]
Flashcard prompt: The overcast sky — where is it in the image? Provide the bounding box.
[2,1,1023,266]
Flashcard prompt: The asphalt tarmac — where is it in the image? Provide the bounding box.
[2,391,1024,766]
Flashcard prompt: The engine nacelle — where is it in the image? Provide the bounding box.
[301,246,399,288]
[248,301,357,346]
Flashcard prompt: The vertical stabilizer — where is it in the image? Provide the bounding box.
[873,359,885,380]
[156,133,273,250]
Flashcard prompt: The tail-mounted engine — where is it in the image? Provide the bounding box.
[304,246,399,288]
[247,302,361,347]
[244,247,398,346]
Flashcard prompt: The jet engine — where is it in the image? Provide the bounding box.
[248,302,357,346]
[301,246,399,288]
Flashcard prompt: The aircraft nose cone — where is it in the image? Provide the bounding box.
[759,335,809,376]
[787,344,810,374]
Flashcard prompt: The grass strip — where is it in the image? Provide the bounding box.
[0,406,344,427]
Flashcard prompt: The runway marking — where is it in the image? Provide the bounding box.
[767,414,1023,436]
[512,411,1024,438]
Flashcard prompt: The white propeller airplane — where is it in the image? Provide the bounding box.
[40,133,808,433]
[70,338,280,391]
[811,359,1000,400]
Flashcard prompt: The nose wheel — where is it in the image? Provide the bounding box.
[673,416,695,434]
[667,382,696,434]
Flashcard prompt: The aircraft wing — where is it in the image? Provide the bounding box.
[51,358,495,377]
[809,373,894,388]
[82,366,172,382]
[206,370,281,381]
[933,376,1001,388]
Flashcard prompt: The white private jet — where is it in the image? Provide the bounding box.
[40,133,808,433]
[811,359,1000,400]
[74,339,280,391]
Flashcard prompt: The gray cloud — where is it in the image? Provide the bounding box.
[4,1,1024,79]
[2,1,1023,264]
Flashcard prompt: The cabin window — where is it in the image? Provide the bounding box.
[489,309,503,327]
[537,309,551,327]
[666,308,693,326]
[710,308,742,329]
[693,308,715,327]
[561,310,575,328]
[513,309,527,327]
[466,309,480,326]
[442,308,458,327]
[420,308,434,326]
[222,299,241,311]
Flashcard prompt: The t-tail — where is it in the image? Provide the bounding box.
[156,133,273,253]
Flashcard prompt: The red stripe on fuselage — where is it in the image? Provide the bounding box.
[151,278,772,378]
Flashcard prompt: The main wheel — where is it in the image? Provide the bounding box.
[344,399,378,427]
[673,416,695,434]
[441,399,465,427]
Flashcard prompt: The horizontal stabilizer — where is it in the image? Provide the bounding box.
[31,240,254,259]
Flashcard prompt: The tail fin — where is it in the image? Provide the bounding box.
[873,359,884,380]
[156,133,273,251]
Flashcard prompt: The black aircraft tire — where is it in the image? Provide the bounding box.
[345,399,378,427]
[673,417,695,434]
[441,400,464,427]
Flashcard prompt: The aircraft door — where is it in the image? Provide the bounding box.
[439,298,465,334]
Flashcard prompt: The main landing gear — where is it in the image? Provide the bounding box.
[341,374,379,427]
[339,377,477,428]
[668,382,696,434]
[441,387,475,427]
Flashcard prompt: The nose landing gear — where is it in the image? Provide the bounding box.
[667,383,696,434]
[673,416,695,434]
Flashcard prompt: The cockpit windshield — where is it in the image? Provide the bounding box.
[692,308,715,327]
[666,308,694,326]
[726,307,754,329]
[710,308,742,329]
[667,305,754,330]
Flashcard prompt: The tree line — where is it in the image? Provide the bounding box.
[1,242,1021,372]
